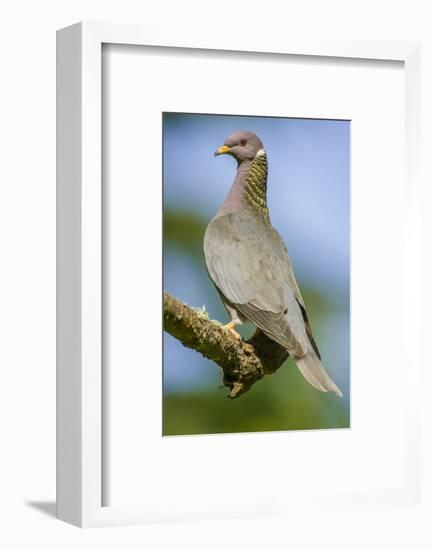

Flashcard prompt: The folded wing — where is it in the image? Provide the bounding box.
[204,210,308,356]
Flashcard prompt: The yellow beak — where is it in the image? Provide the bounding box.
[214,145,231,156]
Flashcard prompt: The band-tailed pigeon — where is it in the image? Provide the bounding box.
[204,130,342,396]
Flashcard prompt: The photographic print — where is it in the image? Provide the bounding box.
[163,113,350,436]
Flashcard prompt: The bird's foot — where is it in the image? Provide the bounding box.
[222,321,241,340]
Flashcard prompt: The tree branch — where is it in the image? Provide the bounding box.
[163,291,289,398]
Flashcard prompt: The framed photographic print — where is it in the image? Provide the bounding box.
[57,22,422,527]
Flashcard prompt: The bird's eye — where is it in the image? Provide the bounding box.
[239,139,247,147]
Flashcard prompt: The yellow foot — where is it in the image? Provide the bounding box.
[222,321,241,340]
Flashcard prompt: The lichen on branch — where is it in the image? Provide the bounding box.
[163,291,289,398]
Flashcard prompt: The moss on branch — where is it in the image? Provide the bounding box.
[163,291,289,398]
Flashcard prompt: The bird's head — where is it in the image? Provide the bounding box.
[214,130,265,163]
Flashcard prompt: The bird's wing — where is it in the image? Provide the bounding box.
[204,210,310,356]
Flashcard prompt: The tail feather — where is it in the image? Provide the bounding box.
[295,349,343,397]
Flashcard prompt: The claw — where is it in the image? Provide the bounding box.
[222,321,241,340]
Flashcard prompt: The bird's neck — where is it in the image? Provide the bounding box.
[217,152,269,222]
[243,151,269,222]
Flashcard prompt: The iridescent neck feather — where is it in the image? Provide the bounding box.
[243,150,269,223]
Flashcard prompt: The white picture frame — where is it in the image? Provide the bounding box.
[56,21,422,527]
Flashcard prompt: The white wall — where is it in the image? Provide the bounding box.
[0,0,430,548]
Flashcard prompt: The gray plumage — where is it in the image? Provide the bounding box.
[204,130,342,397]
